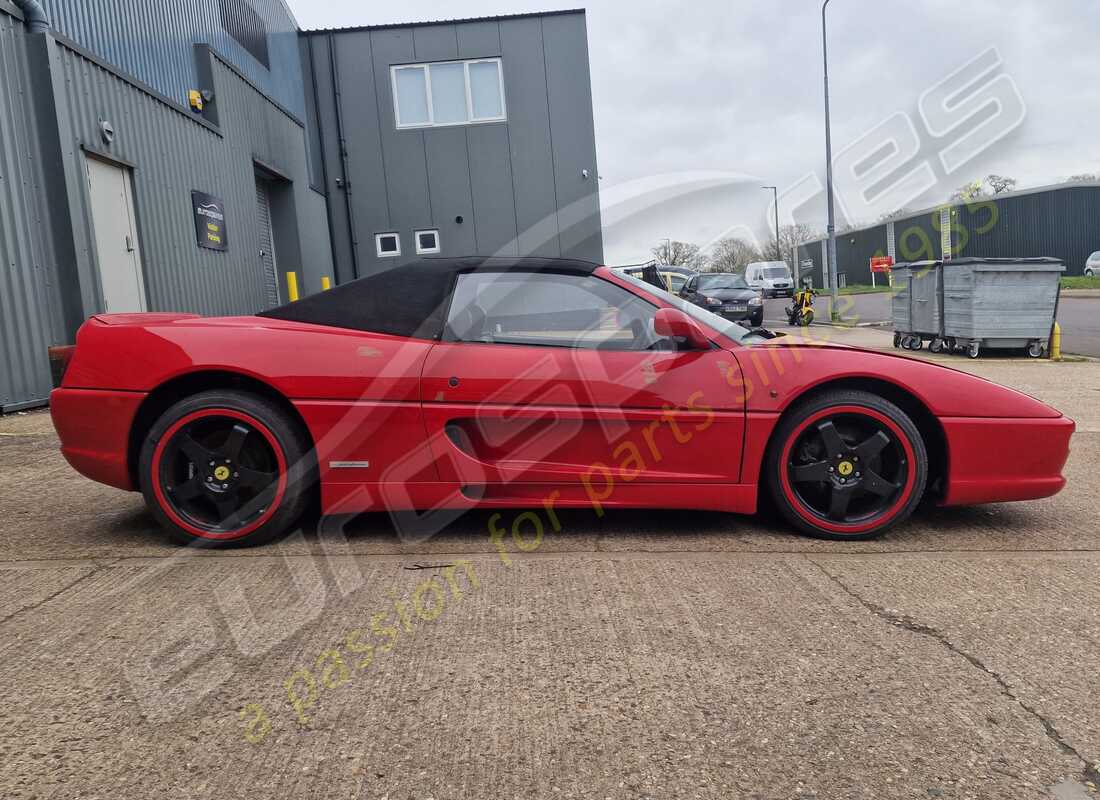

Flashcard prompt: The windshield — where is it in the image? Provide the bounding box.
[763,266,789,278]
[698,274,749,290]
[616,272,761,344]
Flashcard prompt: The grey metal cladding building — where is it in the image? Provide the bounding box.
[795,183,1100,289]
[302,11,603,283]
[0,2,603,412]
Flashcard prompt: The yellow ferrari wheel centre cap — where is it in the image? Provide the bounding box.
[214,465,231,481]
[837,461,854,477]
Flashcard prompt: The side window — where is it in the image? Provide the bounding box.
[445,272,663,351]
[684,277,696,293]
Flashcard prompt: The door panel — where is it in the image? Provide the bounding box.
[421,341,746,485]
[255,177,280,307]
[86,157,146,313]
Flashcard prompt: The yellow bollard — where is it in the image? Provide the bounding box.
[286,272,300,302]
[321,276,331,291]
[1050,322,1062,361]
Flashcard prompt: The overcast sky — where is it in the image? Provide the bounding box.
[286,0,1100,264]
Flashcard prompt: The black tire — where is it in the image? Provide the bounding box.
[138,390,315,548]
[750,313,763,328]
[765,390,928,541]
[893,332,902,348]
[1027,341,1044,358]
[929,338,944,354]
[967,342,980,359]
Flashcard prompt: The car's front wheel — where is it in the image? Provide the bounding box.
[766,390,928,540]
[138,390,314,547]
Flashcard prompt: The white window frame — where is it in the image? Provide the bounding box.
[391,57,507,130]
[375,232,401,258]
[414,229,441,255]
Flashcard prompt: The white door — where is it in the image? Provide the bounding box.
[85,156,146,313]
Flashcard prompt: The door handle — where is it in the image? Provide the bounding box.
[125,234,134,253]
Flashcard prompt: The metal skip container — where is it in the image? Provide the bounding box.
[942,257,1064,359]
[890,261,945,352]
[891,258,1063,358]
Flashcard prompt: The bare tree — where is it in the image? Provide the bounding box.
[652,240,708,269]
[950,179,985,203]
[709,237,762,273]
[877,208,911,223]
[986,174,1017,194]
[763,223,823,262]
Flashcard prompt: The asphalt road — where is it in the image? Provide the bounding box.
[2,341,1099,799]
[765,293,1100,358]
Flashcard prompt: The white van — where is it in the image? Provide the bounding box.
[745,261,794,298]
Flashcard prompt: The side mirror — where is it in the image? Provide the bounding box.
[654,308,710,349]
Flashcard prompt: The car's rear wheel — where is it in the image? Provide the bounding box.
[766,390,928,540]
[139,390,314,547]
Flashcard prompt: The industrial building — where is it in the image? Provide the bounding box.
[795,183,1100,289]
[0,1,602,411]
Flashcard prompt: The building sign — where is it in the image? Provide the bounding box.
[191,191,227,251]
[870,255,894,273]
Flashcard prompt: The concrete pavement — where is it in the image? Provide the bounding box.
[2,350,1099,799]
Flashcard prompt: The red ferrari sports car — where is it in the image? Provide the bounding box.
[50,257,1074,547]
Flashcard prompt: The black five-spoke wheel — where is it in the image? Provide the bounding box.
[139,390,313,547]
[767,390,928,540]
[157,413,282,534]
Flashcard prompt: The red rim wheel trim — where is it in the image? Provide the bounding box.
[778,405,918,535]
[150,409,287,540]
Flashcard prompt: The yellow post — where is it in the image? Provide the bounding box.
[321,276,331,291]
[286,272,300,302]
[1050,322,1062,361]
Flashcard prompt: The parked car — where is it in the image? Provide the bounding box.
[616,263,697,294]
[658,266,697,294]
[50,256,1073,547]
[679,272,764,327]
[615,263,667,292]
[746,261,795,297]
[1085,251,1099,277]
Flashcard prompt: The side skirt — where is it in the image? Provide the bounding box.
[322,481,758,516]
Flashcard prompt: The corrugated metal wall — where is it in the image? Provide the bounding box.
[799,185,1100,283]
[304,10,604,277]
[835,224,889,285]
[0,7,58,410]
[40,0,305,118]
[954,187,1100,273]
[51,39,333,319]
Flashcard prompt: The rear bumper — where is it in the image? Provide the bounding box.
[941,415,1075,506]
[50,388,146,491]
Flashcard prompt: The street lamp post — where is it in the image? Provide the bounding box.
[762,185,780,263]
[822,0,840,318]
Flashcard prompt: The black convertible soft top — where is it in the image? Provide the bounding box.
[257,256,600,340]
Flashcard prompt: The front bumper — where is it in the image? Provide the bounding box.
[714,306,763,322]
[50,388,147,491]
[940,415,1075,506]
